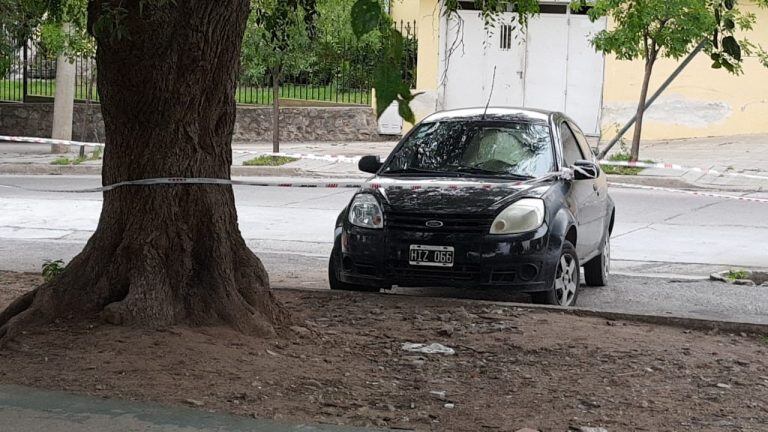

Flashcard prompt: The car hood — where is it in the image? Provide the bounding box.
[364,175,558,213]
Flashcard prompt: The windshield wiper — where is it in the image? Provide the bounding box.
[382,168,459,176]
[445,165,533,180]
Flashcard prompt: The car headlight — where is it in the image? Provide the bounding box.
[490,198,545,234]
[348,194,384,229]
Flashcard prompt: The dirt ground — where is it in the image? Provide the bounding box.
[1,271,767,432]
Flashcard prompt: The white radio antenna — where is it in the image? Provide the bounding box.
[481,66,497,120]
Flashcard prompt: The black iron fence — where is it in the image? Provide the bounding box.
[0,42,97,102]
[1,21,417,106]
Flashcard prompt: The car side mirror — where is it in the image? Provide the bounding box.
[358,155,383,174]
[572,160,599,180]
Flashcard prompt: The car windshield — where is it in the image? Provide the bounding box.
[381,120,554,178]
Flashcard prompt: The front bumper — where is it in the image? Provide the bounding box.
[338,222,559,292]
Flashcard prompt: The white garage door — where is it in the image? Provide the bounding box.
[443,10,526,110]
[441,5,606,135]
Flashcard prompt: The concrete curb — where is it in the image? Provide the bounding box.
[284,287,768,335]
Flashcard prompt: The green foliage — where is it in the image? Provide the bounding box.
[600,152,654,175]
[242,155,299,166]
[242,0,314,84]
[241,0,397,98]
[41,259,65,282]
[725,269,749,280]
[586,0,767,74]
[588,0,715,62]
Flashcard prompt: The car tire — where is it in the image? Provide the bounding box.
[328,247,380,293]
[584,232,610,287]
[530,240,580,307]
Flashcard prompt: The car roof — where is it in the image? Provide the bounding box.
[421,107,554,124]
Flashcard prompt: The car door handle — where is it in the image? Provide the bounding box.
[593,183,598,191]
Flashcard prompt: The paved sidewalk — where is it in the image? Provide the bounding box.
[603,134,768,190]
[0,385,379,432]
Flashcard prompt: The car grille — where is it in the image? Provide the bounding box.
[388,261,481,281]
[386,212,494,233]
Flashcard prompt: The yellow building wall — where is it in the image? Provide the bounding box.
[390,0,420,26]
[601,2,768,141]
[390,0,442,131]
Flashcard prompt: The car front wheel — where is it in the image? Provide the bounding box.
[584,233,610,287]
[531,240,580,307]
[328,247,381,293]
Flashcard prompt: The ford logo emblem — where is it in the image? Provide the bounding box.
[425,220,444,228]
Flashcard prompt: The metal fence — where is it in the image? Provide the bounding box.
[0,42,97,103]
[1,21,418,106]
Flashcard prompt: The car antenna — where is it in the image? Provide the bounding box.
[481,66,497,120]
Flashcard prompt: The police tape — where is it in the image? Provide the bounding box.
[0,135,103,148]
[0,177,366,193]
[1,174,767,206]
[0,177,541,194]
[3,134,768,182]
[599,160,768,181]
[232,150,362,163]
[607,182,768,204]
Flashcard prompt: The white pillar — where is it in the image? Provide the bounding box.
[51,23,76,153]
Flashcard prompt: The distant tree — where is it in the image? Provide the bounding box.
[245,0,315,152]
[587,0,768,161]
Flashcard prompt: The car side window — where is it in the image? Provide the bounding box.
[559,122,584,167]
[569,122,594,161]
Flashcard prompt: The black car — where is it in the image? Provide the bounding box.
[329,108,615,306]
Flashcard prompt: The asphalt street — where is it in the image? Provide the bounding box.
[0,175,767,323]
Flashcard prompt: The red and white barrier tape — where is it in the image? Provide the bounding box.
[233,150,362,164]
[608,182,768,204]
[0,177,366,193]
[1,173,766,205]
[3,135,768,182]
[0,135,103,148]
[599,160,768,181]
[0,178,533,194]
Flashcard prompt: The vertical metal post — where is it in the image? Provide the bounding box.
[22,42,28,102]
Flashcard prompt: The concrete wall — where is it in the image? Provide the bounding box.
[0,103,380,143]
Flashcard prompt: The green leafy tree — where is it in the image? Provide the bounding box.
[245,0,315,151]
[586,0,768,161]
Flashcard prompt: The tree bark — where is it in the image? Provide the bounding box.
[272,66,280,153]
[0,0,289,346]
[630,57,655,162]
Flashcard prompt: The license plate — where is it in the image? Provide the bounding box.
[409,245,454,267]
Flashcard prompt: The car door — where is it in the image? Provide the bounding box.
[570,120,610,237]
[558,121,601,259]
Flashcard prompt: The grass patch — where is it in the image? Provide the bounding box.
[49,148,102,166]
[50,157,74,165]
[600,152,654,176]
[725,269,750,281]
[242,155,299,166]
[760,336,768,346]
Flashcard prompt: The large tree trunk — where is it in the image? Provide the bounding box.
[630,59,655,162]
[0,0,288,345]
